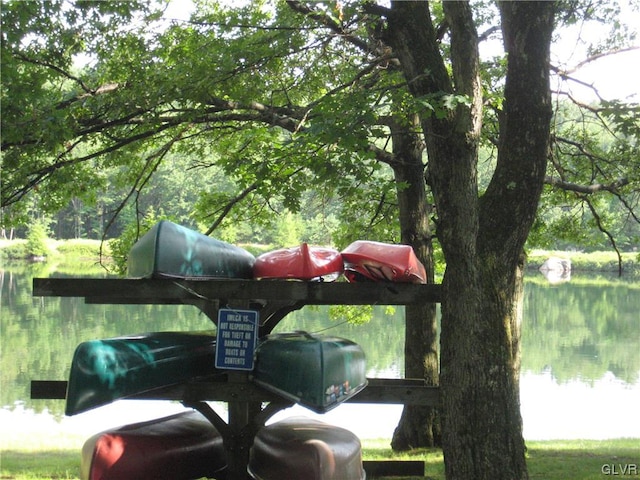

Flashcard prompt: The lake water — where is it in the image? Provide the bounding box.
[1,265,639,451]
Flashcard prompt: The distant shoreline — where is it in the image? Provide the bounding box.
[526,248,639,277]
[1,238,638,276]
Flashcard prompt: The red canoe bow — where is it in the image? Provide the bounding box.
[341,240,427,284]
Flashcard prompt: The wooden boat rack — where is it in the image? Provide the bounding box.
[32,277,442,480]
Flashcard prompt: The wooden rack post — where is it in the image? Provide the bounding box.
[32,277,442,480]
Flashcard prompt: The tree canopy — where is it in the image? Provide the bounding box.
[2,0,638,255]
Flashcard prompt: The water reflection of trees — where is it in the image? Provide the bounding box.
[1,266,210,416]
[522,280,640,384]
[2,267,639,417]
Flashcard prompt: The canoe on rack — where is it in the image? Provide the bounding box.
[66,331,220,416]
[341,240,427,284]
[81,410,226,480]
[252,332,367,413]
[127,220,255,279]
[249,416,365,480]
[253,243,344,281]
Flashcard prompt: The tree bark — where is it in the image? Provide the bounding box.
[388,114,441,450]
[385,1,556,478]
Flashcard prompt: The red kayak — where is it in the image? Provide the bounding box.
[81,411,226,480]
[341,240,427,284]
[254,243,344,281]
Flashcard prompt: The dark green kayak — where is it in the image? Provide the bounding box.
[66,331,219,416]
[127,220,255,279]
[251,332,367,413]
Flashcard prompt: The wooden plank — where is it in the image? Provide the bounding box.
[30,380,67,399]
[363,460,425,477]
[33,278,442,306]
[27,378,282,403]
[30,378,440,406]
[357,378,440,405]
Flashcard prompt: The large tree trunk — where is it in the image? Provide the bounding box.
[388,114,441,450]
[385,1,555,478]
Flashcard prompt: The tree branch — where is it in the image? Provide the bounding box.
[12,51,94,94]
[1,121,176,207]
[99,125,192,265]
[553,134,612,165]
[203,183,259,235]
[478,25,500,43]
[544,176,629,194]
[57,83,122,110]
[286,1,370,52]
[554,46,640,76]
[582,195,624,276]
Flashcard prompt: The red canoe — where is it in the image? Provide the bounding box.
[81,411,226,480]
[341,240,427,284]
[254,243,344,281]
[249,417,366,480]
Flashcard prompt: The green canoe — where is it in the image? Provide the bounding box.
[66,331,219,416]
[127,220,255,279]
[251,332,367,413]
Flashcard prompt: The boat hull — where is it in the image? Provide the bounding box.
[341,240,427,284]
[253,243,343,281]
[252,332,367,413]
[81,410,226,480]
[127,220,255,279]
[248,417,365,480]
[66,331,219,416]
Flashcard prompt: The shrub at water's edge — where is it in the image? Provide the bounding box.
[0,239,111,276]
[527,249,639,277]
[25,221,51,260]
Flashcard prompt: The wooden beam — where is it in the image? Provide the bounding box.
[30,380,67,399]
[30,378,440,406]
[363,460,425,477]
[361,378,440,405]
[33,278,442,306]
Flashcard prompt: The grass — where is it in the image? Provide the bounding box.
[1,439,638,479]
[0,451,79,480]
[526,439,640,480]
[362,439,639,479]
[361,439,640,479]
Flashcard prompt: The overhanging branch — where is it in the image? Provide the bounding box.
[544,176,629,194]
[553,46,640,76]
[12,51,94,95]
[204,183,259,236]
[286,1,369,52]
[582,195,624,276]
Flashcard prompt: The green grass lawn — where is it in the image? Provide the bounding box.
[363,438,640,479]
[2,438,638,479]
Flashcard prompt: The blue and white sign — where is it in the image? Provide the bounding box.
[215,308,259,370]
